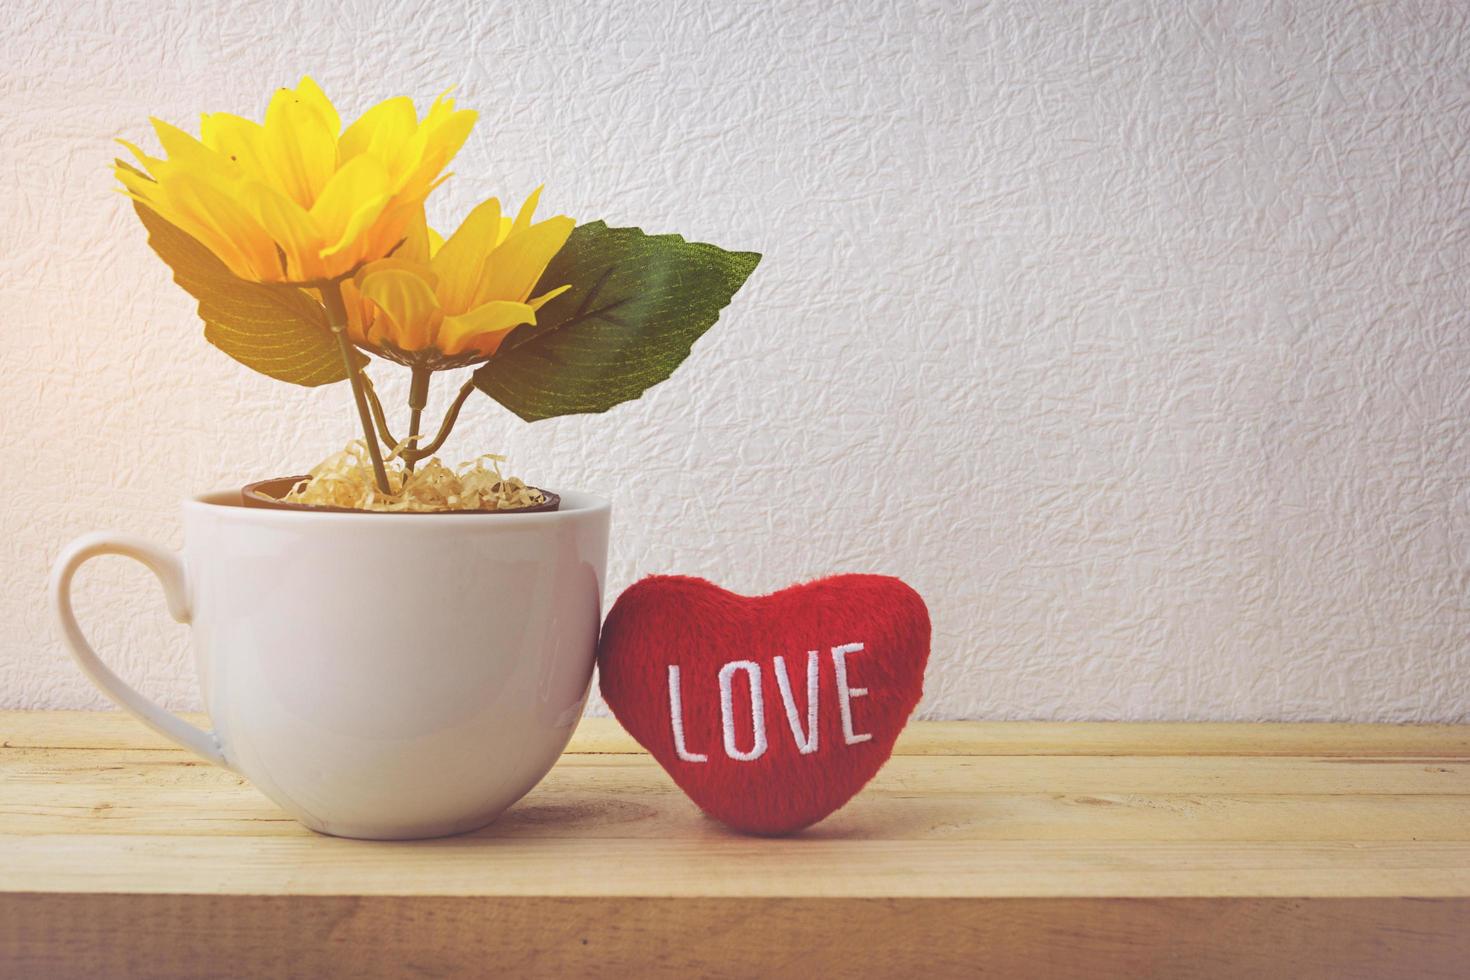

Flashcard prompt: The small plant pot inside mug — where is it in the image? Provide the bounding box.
[241,476,562,515]
[51,488,610,840]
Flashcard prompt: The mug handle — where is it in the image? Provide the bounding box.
[50,532,228,767]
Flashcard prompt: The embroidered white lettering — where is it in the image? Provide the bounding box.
[718,660,768,761]
[831,642,872,745]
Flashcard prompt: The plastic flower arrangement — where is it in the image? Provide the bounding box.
[117,78,759,512]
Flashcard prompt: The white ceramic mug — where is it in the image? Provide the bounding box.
[51,490,611,839]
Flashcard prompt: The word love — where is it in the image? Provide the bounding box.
[666,642,872,763]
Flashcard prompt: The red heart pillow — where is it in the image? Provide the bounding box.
[598,574,930,835]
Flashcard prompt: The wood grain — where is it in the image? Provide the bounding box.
[2,894,1467,980]
[7,711,1470,756]
[1,712,1468,978]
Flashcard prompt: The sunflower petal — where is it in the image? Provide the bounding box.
[150,118,224,171]
[312,154,391,263]
[357,266,443,351]
[527,283,571,311]
[339,96,417,170]
[472,215,574,306]
[319,196,389,272]
[430,197,500,314]
[399,97,476,195]
[511,186,542,235]
[263,84,338,208]
[395,206,433,264]
[163,173,281,280]
[200,113,270,182]
[292,76,341,137]
[246,183,321,280]
[114,154,159,196]
[117,139,165,176]
[356,257,439,289]
[437,301,536,357]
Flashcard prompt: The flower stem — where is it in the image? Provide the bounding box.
[405,367,432,474]
[404,378,476,463]
[360,373,400,450]
[319,279,391,495]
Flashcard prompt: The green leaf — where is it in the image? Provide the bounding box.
[472,220,760,421]
[124,175,358,387]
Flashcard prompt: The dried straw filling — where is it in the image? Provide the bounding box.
[284,441,545,513]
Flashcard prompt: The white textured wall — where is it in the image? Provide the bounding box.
[2,0,1467,721]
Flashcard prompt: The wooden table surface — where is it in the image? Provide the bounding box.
[2,711,1468,978]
